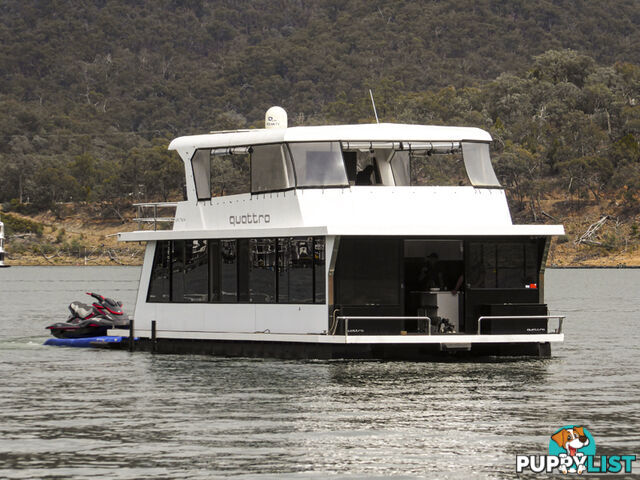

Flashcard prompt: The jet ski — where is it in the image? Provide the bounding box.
[46,292,130,339]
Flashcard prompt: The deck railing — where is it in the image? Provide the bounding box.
[133,202,178,231]
[476,315,565,335]
[336,316,432,339]
[332,314,566,338]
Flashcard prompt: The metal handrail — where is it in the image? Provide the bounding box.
[133,202,178,231]
[476,315,565,335]
[336,316,432,339]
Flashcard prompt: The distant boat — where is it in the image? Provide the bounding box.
[0,221,9,268]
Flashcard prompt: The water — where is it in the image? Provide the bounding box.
[0,267,638,479]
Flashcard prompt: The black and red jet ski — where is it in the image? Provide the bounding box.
[46,292,130,339]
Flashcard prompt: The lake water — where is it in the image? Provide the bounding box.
[0,267,638,479]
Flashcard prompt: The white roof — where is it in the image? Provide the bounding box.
[119,225,564,242]
[169,123,492,150]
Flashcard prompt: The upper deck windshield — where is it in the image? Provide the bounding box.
[190,141,499,199]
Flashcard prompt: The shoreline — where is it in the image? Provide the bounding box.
[3,261,640,269]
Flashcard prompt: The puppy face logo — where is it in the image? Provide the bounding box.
[552,426,590,456]
[549,426,596,474]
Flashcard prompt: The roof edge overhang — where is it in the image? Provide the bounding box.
[118,224,564,242]
[168,123,492,151]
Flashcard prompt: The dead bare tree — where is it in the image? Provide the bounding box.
[575,216,608,246]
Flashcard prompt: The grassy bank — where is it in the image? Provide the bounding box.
[1,207,144,266]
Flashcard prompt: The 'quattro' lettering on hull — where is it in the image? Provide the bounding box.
[229,214,271,226]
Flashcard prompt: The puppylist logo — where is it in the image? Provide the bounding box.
[516,425,636,474]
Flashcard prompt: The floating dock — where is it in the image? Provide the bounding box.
[43,336,130,348]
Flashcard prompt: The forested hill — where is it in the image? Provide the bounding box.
[0,0,639,241]
[2,0,639,129]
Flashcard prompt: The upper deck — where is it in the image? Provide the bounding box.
[119,116,564,242]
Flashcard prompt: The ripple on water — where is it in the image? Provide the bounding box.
[0,267,639,479]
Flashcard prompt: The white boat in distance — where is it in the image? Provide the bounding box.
[0,221,9,268]
[114,107,565,359]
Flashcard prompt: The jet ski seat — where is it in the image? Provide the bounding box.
[69,301,94,319]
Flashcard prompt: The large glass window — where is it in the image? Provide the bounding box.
[462,142,501,187]
[289,237,314,303]
[411,150,469,186]
[249,238,276,302]
[314,237,326,303]
[209,240,221,301]
[192,140,500,196]
[335,237,401,305]
[251,144,295,193]
[191,149,250,199]
[147,241,171,302]
[171,240,208,302]
[171,240,185,301]
[192,150,211,200]
[468,240,539,289]
[220,240,238,301]
[288,142,348,187]
[277,238,290,303]
[276,237,314,303]
[390,151,410,186]
[497,243,524,287]
[468,242,497,288]
[212,152,250,196]
[238,239,250,302]
[148,236,327,305]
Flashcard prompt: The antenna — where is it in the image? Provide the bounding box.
[369,89,379,124]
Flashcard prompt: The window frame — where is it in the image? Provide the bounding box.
[147,237,327,305]
[287,141,349,189]
[250,143,297,195]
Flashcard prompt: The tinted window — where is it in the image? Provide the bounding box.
[289,237,314,303]
[251,144,295,193]
[209,240,221,301]
[212,153,250,196]
[220,240,238,301]
[275,237,313,303]
[148,241,170,302]
[288,142,348,187]
[314,237,326,303]
[525,242,539,284]
[390,151,410,186]
[468,240,539,289]
[191,150,211,200]
[237,239,250,302]
[171,240,186,301]
[497,243,524,287]
[150,236,326,305]
[335,237,401,305]
[249,238,276,302]
[277,238,290,303]
[172,240,208,302]
[462,142,500,187]
[185,240,209,302]
[192,149,251,198]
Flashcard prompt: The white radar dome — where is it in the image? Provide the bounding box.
[265,106,287,129]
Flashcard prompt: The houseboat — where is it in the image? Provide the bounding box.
[113,108,565,359]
